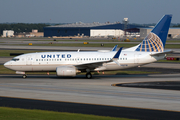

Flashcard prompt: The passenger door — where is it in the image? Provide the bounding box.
[134,54,139,64]
[26,55,32,65]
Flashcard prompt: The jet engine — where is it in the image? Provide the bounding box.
[56,66,77,76]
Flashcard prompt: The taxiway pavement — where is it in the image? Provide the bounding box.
[0,74,180,112]
[1,45,180,53]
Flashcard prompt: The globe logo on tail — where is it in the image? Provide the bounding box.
[135,32,164,52]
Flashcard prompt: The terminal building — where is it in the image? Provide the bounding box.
[43,22,143,38]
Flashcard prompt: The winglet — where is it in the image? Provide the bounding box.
[111,47,123,66]
[113,47,123,58]
[112,45,118,51]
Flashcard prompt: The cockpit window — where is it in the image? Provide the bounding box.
[12,58,19,61]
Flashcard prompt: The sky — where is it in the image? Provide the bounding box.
[0,0,179,24]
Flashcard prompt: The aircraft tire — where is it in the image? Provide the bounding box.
[86,72,92,79]
[23,75,27,79]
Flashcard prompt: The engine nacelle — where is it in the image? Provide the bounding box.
[56,66,76,76]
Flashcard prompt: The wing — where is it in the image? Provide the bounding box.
[75,47,123,70]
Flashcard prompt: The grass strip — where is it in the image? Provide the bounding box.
[7,43,180,49]
[166,40,180,42]
[0,107,135,120]
[37,39,140,42]
[9,43,135,48]
[0,50,44,57]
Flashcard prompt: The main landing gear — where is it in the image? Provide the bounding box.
[22,74,27,79]
[86,72,92,79]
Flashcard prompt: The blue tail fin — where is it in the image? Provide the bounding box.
[113,47,123,58]
[112,45,118,51]
[135,15,172,52]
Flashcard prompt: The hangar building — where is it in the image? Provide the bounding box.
[43,22,142,37]
[140,28,180,38]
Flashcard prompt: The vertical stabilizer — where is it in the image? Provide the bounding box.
[135,15,172,52]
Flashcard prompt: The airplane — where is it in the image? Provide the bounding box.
[4,15,172,79]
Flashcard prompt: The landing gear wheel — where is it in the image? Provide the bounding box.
[86,72,92,79]
[22,74,27,79]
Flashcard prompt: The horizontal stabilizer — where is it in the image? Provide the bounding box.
[150,50,173,56]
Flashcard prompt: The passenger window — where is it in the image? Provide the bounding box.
[97,58,99,60]
[89,58,91,60]
[86,58,88,60]
[94,58,96,60]
[49,59,51,61]
[107,58,109,60]
[123,58,124,60]
[36,59,38,61]
[44,59,46,61]
[102,58,104,60]
[47,59,48,61]
[100,58,101,60]
[57,59,59,61]
[105,58,106,60]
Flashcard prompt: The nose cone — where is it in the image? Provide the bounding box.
[4,62,8,67]
[4,61,11,69]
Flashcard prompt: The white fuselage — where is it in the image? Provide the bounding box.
[3,15,172,78]
[4,50,165,72]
